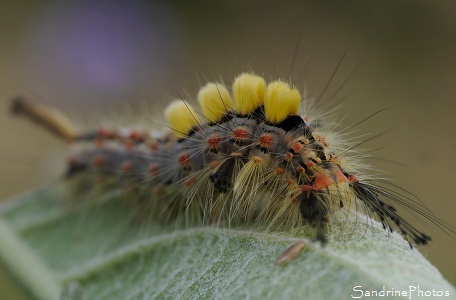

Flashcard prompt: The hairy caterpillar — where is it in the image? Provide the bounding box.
[11,71,453,250]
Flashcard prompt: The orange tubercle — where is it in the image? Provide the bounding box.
[313,173,334,191]
[259,133,273,149]
[177,151,190,167]
[232,127,248,141]
[93,155,106,167]
[207,134,221,150]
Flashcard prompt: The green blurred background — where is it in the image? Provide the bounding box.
[0,1,455,298]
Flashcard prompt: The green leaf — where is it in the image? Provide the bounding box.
[0,185,455,300]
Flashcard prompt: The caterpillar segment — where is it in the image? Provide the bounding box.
[10,72,432,246]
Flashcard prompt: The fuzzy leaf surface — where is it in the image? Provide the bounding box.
[0,186,454,300]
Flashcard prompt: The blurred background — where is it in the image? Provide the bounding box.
[0,0,455,298]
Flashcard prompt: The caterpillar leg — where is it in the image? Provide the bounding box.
[299,192,330,244]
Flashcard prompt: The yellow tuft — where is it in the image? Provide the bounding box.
[264,80,301,124]
[164,100,199,138]
[197,82,234,123]
[232,73,266,115]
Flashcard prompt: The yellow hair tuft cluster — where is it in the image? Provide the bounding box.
[232,73,266,115]
[164,100,198,138]
[264,80,301,124]
[197,83,233,123]
[165,74,302,137]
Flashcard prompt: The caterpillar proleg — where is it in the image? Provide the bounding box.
[11,72,453,249]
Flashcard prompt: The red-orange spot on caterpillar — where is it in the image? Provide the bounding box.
[305,161,315,169]
[129,130,141,141]
[259,133,273,149]
[185,177,196,187]
[334,168,349,183]
[148,164,160,176]
[348,174,359,183]
[291,142,303,153]
[178,151,190,167]
[121,160,133,173]
[125,141,134,151]
[287,178,296,186]
[93,155,106,167]
[95,139,104,148]
[150,142,159,152]
[285,152,294,162]
[207,134,221,150]
[314,134,328,146]
[251,156,263,163]
[232,127,248,141]
[153,186,165,197]
[99,128,110,138]
[313,174,334,191]
[300,184,313,192]
[275,166,285,175]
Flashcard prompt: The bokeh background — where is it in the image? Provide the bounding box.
[0,1,455,298]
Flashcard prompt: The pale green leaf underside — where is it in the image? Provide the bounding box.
[0,186,454,300]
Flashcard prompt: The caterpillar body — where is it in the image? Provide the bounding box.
[11,72,436,247]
